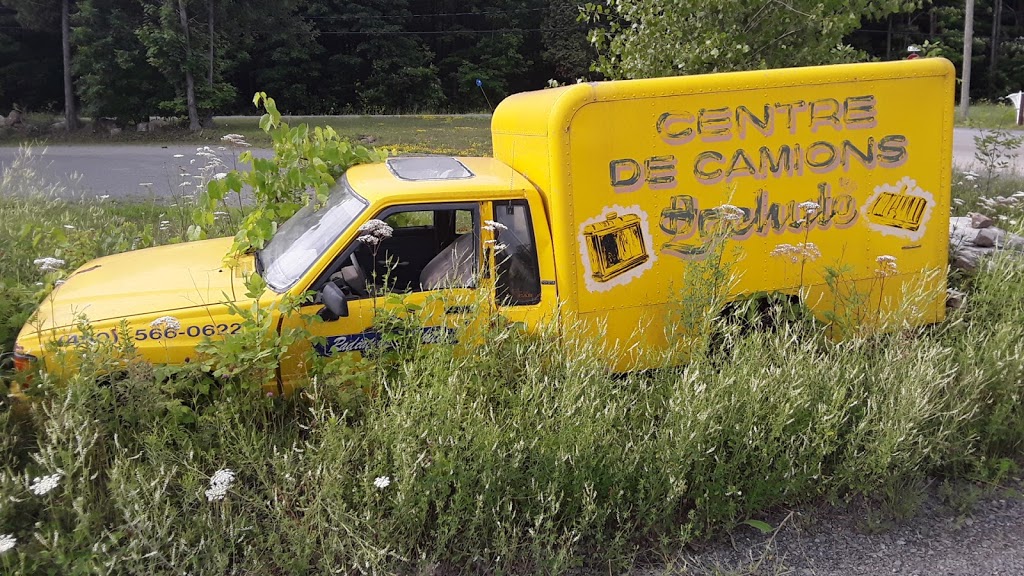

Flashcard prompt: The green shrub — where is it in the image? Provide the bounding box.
[2,157,1024,574]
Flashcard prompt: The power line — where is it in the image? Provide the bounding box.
[318,26,583,36]
[303,8,547,20]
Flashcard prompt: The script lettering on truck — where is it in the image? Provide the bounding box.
[600,93,933,263]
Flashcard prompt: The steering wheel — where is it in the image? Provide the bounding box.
[339,252,371,298]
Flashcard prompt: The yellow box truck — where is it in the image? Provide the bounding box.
[12,58,955,392]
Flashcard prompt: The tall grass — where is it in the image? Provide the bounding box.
[0,163,1022,573]
[0,147,242,353]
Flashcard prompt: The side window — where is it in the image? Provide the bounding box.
[315,204,478,299]
[385,210,433,229]
[492,201,540,305]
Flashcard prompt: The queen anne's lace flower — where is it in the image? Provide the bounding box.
[34,257,65,273]
[715,204,745,222]
[150,316,181,331]
[358,220,394,247]
[29,473,62,496]
[482,220,508,232]
[798,201,821,215]
[205,469,235,502]
[769,243,820,263]
[0,534,15,553]
[221,133,252,147]
[875,255,898,278]
[374,476,391,489]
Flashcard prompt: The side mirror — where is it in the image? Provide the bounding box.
[319,282,349,321]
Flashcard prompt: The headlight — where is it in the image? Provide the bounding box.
[12,343,37,373]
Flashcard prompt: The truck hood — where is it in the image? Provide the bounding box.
[27,237,250,332]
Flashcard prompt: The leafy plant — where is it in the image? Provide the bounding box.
[191,92,387,258]
[973,128,1024,193]
[194,273,313,393]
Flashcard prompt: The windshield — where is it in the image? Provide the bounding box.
[260,178,368,291]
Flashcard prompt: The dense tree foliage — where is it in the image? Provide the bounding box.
[4,0,1024,124]
[584,0,912,78]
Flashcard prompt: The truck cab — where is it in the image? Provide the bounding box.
[271,156,558,390]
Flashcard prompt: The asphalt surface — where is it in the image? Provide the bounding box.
[0,144,271,200]
[0,128,1014,200]
[651,477,1024,575]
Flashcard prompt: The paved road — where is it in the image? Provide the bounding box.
[0,128,1015,200]
[0,144,270,200]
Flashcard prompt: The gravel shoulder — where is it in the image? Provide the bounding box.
[648,475,1024,575]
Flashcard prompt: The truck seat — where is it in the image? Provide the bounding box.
[419,233,476,290]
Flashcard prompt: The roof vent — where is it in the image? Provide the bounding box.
[386,157,474,181]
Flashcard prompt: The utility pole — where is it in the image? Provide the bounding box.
[960,0,975,120]
[61,0,78,131]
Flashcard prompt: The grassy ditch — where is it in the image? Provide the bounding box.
[0,114,494,156]
[0,152,1023,573]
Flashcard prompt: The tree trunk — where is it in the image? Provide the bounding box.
[61,0,78,131]
[991,0,1002,70]
[960,0,975,119]
[178,0,201,131]
[207,0,214,87]
[885,16,892,61]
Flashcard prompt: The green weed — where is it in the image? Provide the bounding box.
[0,167,1023,573]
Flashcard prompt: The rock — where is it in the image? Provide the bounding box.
[92,116,118,133]
[109,127,122,136]
[358,134,377,145]
[6,109,23,126]
[136,122,149,132]
[947,289,967,309]
[974,228,1000,248]
[1006,235,1024,251]
[970,212,994,229]
[951,244,984,273]
[148,117,171,131]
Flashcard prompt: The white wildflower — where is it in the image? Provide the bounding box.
[29,473,62,496]
[482,219,509,232]
[492,242,508,253]
[963,171,978,181]
[715,204,745,222]
[34,257,65,273]
[798,201,820,215]
[875,254,898,278]
[0,534,15,554]
[799,242,821,261]
[374,476,391,489]
[221,133,252,147]
[98,194,110,200]
[150,316,181,331]
[953,198,965,206]
[769,243,819,263]
[357,234,380,247]
[213,172,227,181]
[205,468,235,502]
[770,243,799,262]
[357,219,394,246]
